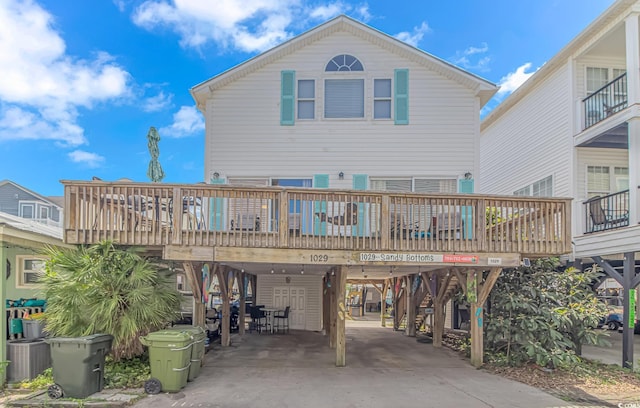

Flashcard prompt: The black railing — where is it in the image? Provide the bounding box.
[583,73,627,129]
[584,189,629,233]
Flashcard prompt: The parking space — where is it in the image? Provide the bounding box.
[133,322,567,408]
[583,330,640,366]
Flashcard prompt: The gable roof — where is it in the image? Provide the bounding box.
[191,15,498,108]
[481,0,635,130]
[0,179,62,209]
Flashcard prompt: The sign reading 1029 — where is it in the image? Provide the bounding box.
[309,254,329,263]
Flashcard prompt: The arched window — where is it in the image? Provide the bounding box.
[325,54,364,72]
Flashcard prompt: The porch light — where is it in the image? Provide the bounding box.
[270,264,274,274]
[464,172,472,180]
[212,172,220,180]
[338,171,345,180]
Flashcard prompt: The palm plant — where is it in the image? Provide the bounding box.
[40,240,181,361]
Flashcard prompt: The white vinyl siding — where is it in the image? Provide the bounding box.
[480,65,571,198]
[325,79,364,118]
[204,30,478,188]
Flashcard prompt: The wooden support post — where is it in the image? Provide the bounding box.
[215,266,231,347]
[329,270,337,349]
[239,271,246,335]
[406,275,417,337]
[381,280,390,327]
[622,253,635,369]
[469,268,502,368]
[433,272,452,348]
[336,266,347,367]
[323,274,330,335]
[183,262,205,327]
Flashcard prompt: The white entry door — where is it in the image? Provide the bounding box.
[273,286,306,330]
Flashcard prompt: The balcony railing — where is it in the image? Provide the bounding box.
[583,189,629,233]
[583,73,627,129]
[63,181,572,256]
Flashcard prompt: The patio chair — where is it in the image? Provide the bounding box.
[315,202,358,226]
[436,212,463,239]
[273,306,290,334]
[249,306,269,333]
[587,196,629,232]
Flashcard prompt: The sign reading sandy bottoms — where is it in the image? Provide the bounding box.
[359,253,480,264]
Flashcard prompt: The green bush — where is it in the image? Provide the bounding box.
[486,259,609,369]
[104,355,151,389]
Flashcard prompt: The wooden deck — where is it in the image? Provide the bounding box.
[63,181,571,258]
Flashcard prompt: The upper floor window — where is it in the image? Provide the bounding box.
[374,79,392,119]
[514,175,553,197]
[325,54,363,72]
[325,79,364,118]
[297,79,315,119]
[587,166,628,198]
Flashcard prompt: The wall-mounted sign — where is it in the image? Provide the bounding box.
[359,253,480,264]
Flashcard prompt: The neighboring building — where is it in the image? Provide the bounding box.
[0,211,67,384]
[190,15,498,331]
[479,0,640,365]
[0,180,63,228]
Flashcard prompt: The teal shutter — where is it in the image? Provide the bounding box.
[209,177,226,230]
[394,69,409,125]
[313,174,329,235]
[281,70,295,125]
[458,179,474,239]
[352,174,368,236]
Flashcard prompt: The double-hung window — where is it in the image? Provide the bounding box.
[513,175,553,197]
[17,255,45,287]
[297,80,315,119]
[374,79,392,119]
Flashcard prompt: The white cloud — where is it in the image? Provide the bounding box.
[451,42,491,72]
[132,0,372,53]
[394,21,430,48]
[159,106,205,138]
[142,91,173,112]
[0,0,132,146]
[68,150,106,168]
[497,62,538,96]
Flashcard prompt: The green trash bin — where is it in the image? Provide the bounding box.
[44,334,113,399]
[140,330,192,393]
[169,325,205,381]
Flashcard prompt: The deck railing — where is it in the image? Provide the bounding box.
[583,72,627,129]
[63,181,572,256]
[583,189,629,234]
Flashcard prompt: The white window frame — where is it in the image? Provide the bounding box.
[513,175,553,197]
[16,255,46,288]
[586,165,628,198]
[19,201,37,219]
[373,78,392,120]
[297,79,315,120]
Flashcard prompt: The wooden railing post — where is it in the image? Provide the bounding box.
[478,198,486,252]
[279,190,288,246]
[380,196,390,250]
[172,187,182,245]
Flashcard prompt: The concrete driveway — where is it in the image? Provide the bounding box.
[132,319,571,408]
[583,329,640,366]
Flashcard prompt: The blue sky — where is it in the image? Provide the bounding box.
[0,0,615,197]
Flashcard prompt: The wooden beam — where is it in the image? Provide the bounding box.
[478,268,502,304]
[329,270,337,349]
[336,266,347,367]
[238,271,246,335]
[323,273,330,335]
[381,279,390,327]
[432,272,452,347]
[406,275,417,337]
[215,265,231,347]
[469,270,482,367]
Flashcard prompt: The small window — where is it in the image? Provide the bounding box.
[374,79,392,119]
[297,80,315,119]
[325,54,363,72]
[176,273,191,293]
[17,256,45,287]
[513,175,553,197]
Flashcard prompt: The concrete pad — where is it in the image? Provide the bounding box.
[132,322,568,408]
